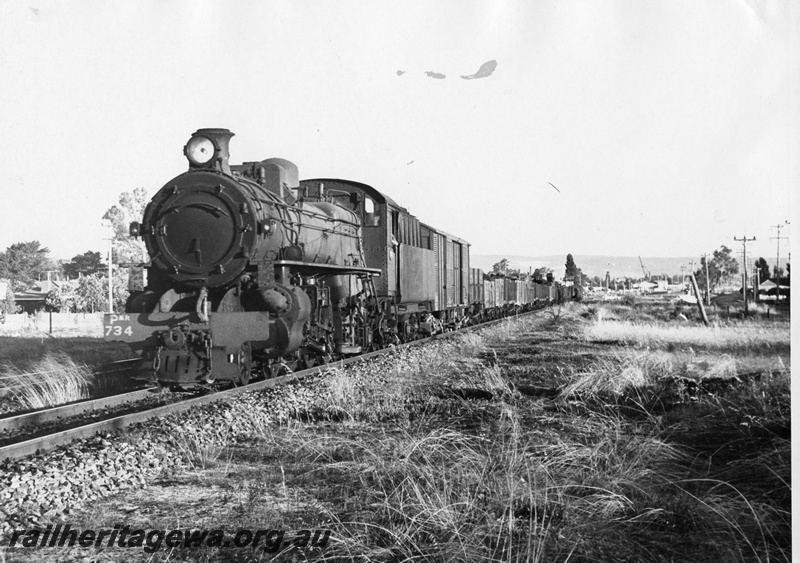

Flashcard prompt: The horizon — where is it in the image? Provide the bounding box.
[470,252,790,280]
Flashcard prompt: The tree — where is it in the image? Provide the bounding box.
[755,257,771,284]
[492,258,509,276]
[102,188,148,265]
[45,280,78,312]
[564,254,578,282]
[48,269,127,313]
[103,188,149,293]
[693,245,739,294]
[75,274,108,313]
[111,267,130,312]
[712,245,739,288]
[0,241,54,291]
[63,251,105,279]
[1,280,19,317]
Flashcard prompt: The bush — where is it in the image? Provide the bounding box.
[0,281,19,318]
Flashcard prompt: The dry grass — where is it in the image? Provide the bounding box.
[0,337,136,412]
[0,353,95,409]
[317,363,414,423]
[194,407,788,562]
[0,336,132,372]
[173,424,234,473]
[585,319,790,354]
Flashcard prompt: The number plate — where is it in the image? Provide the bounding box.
[103,313,134,339]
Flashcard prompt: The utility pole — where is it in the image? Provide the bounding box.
[770,222,789,303]
[689,273,709,326]
[752,260,759,304]
[701,253,711,305]
[102,221,113,313]
[734,235,755,315]
[679,264,692,289]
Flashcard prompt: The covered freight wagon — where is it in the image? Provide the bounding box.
[469,268,484,305]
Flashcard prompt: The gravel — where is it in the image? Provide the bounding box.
[0,434,180,538]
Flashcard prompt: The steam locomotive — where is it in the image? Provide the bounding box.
[104,129,557,386]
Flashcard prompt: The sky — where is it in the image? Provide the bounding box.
[1,1,797,270]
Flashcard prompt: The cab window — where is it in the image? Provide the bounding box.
[364,197,380,226]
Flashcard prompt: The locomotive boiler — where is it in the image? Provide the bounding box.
[104,129,380,385]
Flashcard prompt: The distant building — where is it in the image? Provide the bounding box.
[12,275,63,314]
[13,288,50,314]
[758,278,790,302]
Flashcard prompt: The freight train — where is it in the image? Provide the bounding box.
[104,129,562,386]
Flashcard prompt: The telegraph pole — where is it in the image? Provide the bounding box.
[734,236,755,315]
[102,221,114,313]
[752,260,759,304]
[689,273,709,326]
[770,222,789,303]
[701,253,711,305]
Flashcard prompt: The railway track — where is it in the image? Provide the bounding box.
[0,357,147,424]
[0,387,159,433]
[0,309,544,463]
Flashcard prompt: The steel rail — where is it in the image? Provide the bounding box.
[0,387,159,433]
[0,357,146,418]
[94,358,144,374]
[0,308,544,463]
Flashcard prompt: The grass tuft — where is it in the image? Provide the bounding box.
[1,352,95,409]
[173,424,232,472]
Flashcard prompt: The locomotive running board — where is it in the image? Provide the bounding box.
[272,260,382,276]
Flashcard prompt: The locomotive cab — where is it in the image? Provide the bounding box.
[298,179,470,340]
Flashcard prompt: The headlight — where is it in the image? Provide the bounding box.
[185,135,216,166]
